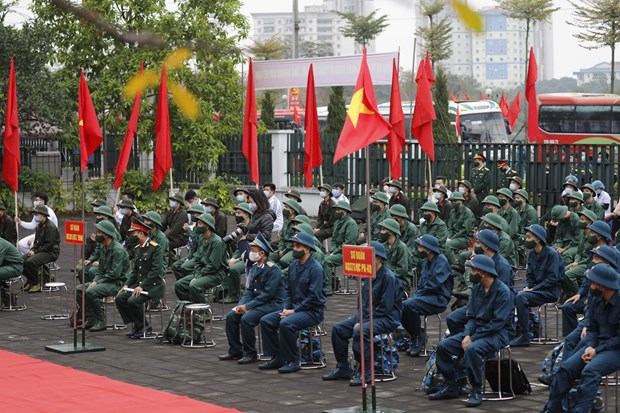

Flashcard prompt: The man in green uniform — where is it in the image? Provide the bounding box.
[269,199,301,268]
[549,205,582,266]
[567,192,585,215]
[509,176,524,193]
[496,188,521,240]
[80,206,120,283]
[469,153,490,200]
[458,180,480,218]
[480,195,501,217]
[581,184,605,220]
[479,213,518,270]
[0,201,17,245]
[284,189,307,216]
[172,204,206,281]
[322,200,358,295]
[0,237,23,307]
[162,193,189,264]
[361,192,390,243]
[389,204,419,250]
[496,159,518,190]
[202,197,228,238]
[514,189,538,245]
[115,219,164,338]
[380,218,411,292]
[76,221,130,332]
[419,201,449,250]
[175,213,227,304]
[445,191,475,265]
[314,184,336,242]
[22,205,60,293]
[142,211,170,273]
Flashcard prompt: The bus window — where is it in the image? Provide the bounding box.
[575,105,612,133]
[612,106,620,134]
[539,105,575,133]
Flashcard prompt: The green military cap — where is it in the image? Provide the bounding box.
[515,189,530,203]
[32,204,49,216]
[196,213,216,231]
[233,187,250,196]
[481,195,501,208]
[201,197,220,209]
[332,200,352,213]
[581,184,596,193]
[96,220,117,238]
[420,201,440,213]
[458,180,472,190]
[188,204,206,214]
[169,193,184,204]
[234,202,253,216]
[293,215,311,226]
[563,180,579,191]
[482,213,504,230]
[387,179,402,189]
[496,188,514,200]
[371,192,389,204]
[433,186,449,196]
[551,205,569,220]
[283,199,301,215]
[94,205,115,219]
[318,184,333,193]
[380,218,401,236]
[449,191,465,201]
[91,199,107,207]
[285,188,302,202]
[510,176,523,186]
[117,199,134,209]
[578,208,597,223]
[568,191,583,202]
[293,223,314,235]
[142,211,162,228]
[389,204,409,219]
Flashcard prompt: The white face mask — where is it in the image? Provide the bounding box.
[263,190,271,198]
[235,194,246,203]
[205,206,213,214]
[509,183,517,191]
[383,185,389,192]
[249,202,257,212]
[169,200,177,209]
[433,192,442,200]
[33,200,41,207]
[249,251,262,262]
[388,186,396,194]
[319,191,327,199]
[34,215,42,223]
[458,187,466,194]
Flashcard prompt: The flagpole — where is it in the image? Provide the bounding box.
[318,166,323,186]
[14,192,19,246]
[409,37,416,139]
[169,168,174,197]
[81,167,87,347]
[115,188,121,205]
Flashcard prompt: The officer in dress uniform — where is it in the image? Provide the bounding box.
[115,219,164,338]
[141,211,170,273]
[258,232,326,373]
[219,233,285,365]
[469,153,490,200]
[496,158,518,190]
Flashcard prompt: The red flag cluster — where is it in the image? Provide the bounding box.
[303,64,322,188]
[2,58,19,193]
[152,65,173,191]
[78,71,103,172]
[242,58,259,184]
[387,58,405,179]
[526,47,539,141]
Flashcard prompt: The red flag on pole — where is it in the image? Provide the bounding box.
[303,64,322,188]
[2,58,19,193]
[465,94,471,101]
[449,92,456,101]
[499,93,509,117]
[526,47,539,142]
[508,91,522,130]
[424,51,434,87]
[242,58,259,184]
[78,71,103,172]
[456,92,461,100]
[333,49,391,163]
[152,64,172,191]
[293,106,301,127]
[114,61,143,190]
[387,58,405,179]
[455,104,461,137]
[411,59,436,161]
[479,91,483,100]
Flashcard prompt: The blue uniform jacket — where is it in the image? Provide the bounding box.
[284,257,326,315]
[240,260,285,312]
[525,246,564,294]
[414,254,453,309]
[492,252,515,293]
[464,279,515,341]
[584,291,620,354]
[353,265,402,329]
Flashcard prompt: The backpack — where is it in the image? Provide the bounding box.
[162,300,211,344]
[541,342,564,377]
[299,329,324,363]
[373,335,399,374]
[485,358,532,395]
[420,349,467,394]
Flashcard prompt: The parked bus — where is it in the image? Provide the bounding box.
[536,93,620,144]
[447,100,511,143]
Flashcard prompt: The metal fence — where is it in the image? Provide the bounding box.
[216,134,273,186]
[287,133,619,220]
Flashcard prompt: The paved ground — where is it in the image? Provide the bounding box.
[1,214,617,412]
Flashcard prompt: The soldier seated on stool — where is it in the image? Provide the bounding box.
[0,237,23,304]
[219,233,285,365]
[115,219,164,338]
[541,264,620,413]
[322,241,402,386]
[401,234,453,356]
[22,204,60,293]
[429,254,514,407]
[510,224,564,347]
[259,232,326,373]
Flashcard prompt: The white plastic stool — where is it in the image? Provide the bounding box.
[41,282,69,320]
[1,276,27,311]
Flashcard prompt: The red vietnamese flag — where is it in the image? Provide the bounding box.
[526,47,539,142]
[152,64,172,191]
[3,58,19,193]
[455,104,461,137]
[387,58,405,179]
[479,91,483,100]
[333,49,391,163]
[465,94,471,101]
[242,58,259,184]
[303,64,322,188]
[293,106,301,127]
[499,93,509,117]
[78,71,103,172]
[411,59,436,161]
[449,92,457,101]
[424,51,434,86]
[114,61,144,190]
[508,91,522,130]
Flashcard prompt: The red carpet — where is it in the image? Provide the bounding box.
[0,350,242,413]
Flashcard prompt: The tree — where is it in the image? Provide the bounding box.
[446,73,481,98]
[260,91,276,130]
[325,86,346,134]
[246,36,289,60]
[336,10,388,49]
[568,0,620,93]
[497,0,558,73]
[415,0,453,66]
[299,40,333,58]
[433,67,457,144]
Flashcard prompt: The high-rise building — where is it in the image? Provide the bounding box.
[251,0,376,58]
[415,6,553,89]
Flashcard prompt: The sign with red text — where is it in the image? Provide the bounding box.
[65,220,85,245]
[342,245,376,278]
[288,87,301,109]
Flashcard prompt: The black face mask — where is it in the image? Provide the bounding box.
[498,198,507,207]
[474,245,484,255]
[569,201,578,208]
[195,226,207,235]
[513,200,523,208]
[422,213,433,222]
[379,232,390,242]
[583,192,592,201]
[482,207,493,215]
[417,249,427,259]
[589,287,602,297]
[95,235,105,243]
[474,161,482,168]
[127,235,139,244]
[235,215,245,223]
[292,249,305,259]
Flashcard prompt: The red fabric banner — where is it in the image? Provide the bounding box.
[387,58,405,179]
[303,64,322,188]
[2,58,19,192]
[153,65,172,191]
[242,58,259,184]
[78,71,103,172]
[411,59,436,161]
[526,48,539,142]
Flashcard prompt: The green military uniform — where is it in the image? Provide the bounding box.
[514,190,538,245]
[445,192,475,265]
[380,218,411,292]
[315,184,336,242]
[284,189,308,216]
[562,219,597,300]
[172,205,206,280]
[222,203,253,303]
[463,213,518,269]
[550,205,582,265]
[389,204,419,270]
[584,198,605,221]
[175,214,227,304]
[323,201,358,294]
[369,192,390,242]
[419,201,449,253]
[496,188,521,241]
[162,193,189,261]
[469,154,490,200]
[269,199,300,268]
[0,237,23,281]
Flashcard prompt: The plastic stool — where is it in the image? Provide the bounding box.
[181,303,215,348]
[531,302,561,345]
[422,314,443,356]
[1,276,27,311]
[41,282,69,320]
[104,296,126,330]
[205,284,225,321]
[482,345,516,401]
[604,370,619,413]
[298,325,326,369]
[139,298,165,339]
[374,333,397,382]
[256,327,271,361]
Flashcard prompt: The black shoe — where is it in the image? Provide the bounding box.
[131,326,152,339]
[428,383,460,400]
[509,334,530,347]
[349,375,370,387]
[408,334,426,357]
[219,353,242,361]
[238,355,258,365]
[126,328,138,337]
[258,357,285,370]
[538,373,552,386]
[278,361,301,374]
[465,391,482,407]
[322,366,354,381]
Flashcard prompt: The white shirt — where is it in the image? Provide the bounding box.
[20,205,58,229]
[595,190,612,217]
[333,193,350,205]
[268,195,283,233]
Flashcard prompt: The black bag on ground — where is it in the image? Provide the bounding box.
[485,358,532,395]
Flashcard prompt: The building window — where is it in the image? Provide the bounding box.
[264,26,274,33]
[486,63,508,80]
[486,39,507,55]
[485,14,507,31]
[317,27,332,32]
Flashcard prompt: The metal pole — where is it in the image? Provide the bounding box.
[81,167,86,347]
[14,191,19,246]
[357,276,367,412]
[368,275,375,411]
[293,0,299,59]
[169,168,174,197]
[73,243,78,347]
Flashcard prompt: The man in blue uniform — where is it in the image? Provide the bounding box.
[541,264,620,413]
[510,224,564,347]
[219,233,285,365]
[429,254,514,407]
[259,232,326,373]
[322,241,402,386]
[401,234,453,356]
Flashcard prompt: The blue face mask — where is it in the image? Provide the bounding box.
[433,192,442,200]
[263,190,271,198]
[235,194,246,203]
[388,186,396,194]
[332,189,341,198]
[34,215,42,223]
[205,206,213,214]
[319,191,327,199]
[169,200,177,209]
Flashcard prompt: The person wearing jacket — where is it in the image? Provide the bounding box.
[22,204,60,293]
[162,193,189,264]
[323,201,358,295]
[0,201,17,245]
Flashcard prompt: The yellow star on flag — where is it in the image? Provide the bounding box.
[347,88,374,128]
[79,120,84,126]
